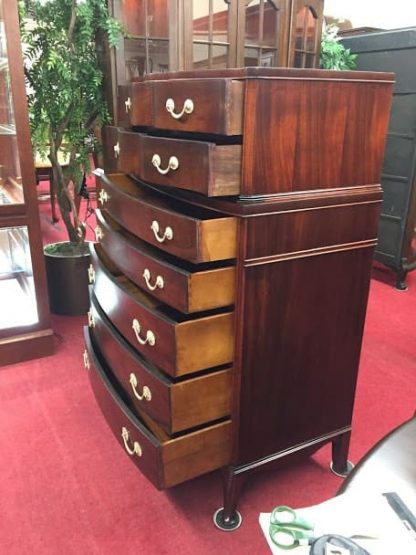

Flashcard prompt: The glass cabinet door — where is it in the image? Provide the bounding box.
[289,0,324,68]
[0,0,24,205]
[238,0,290,68]
[119,0,170,81]
[0,225,39,331]
[190,0,237,70]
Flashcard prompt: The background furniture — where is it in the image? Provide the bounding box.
[105,0,325,123]
[0,0,53,366]
[342,28,416,290]
[84,67,393,529]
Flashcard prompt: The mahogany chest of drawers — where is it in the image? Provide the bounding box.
[83,67,394,530]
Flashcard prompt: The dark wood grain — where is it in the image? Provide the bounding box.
[85,326,232,489]
[90,243,234,377]
[128,81,153,126]
[242,78,393,194]
[89,295,232,434]
[95,208,236,313]
[98,173,238,262]
[140,134,242,196]
[152,78,244,134]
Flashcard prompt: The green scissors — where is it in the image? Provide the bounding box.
[269,506,315,549]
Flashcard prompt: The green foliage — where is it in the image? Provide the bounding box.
[320,25,357,71]
[19,0,122,244]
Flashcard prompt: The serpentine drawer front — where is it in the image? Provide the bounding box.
[88,68,395,529]
[87,295,233,435]
[97,173,238,263]
[83,328,232,489]
[104,128,242,196]
[95,208,236,313]
[126,78,244,135]
[89,243,234,377]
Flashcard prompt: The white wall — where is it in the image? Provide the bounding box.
[324,0,416,30]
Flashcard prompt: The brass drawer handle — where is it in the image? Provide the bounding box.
[94,225,104,242]
[98,189,109,205]
[143,268,164,291]
[83,349,90,370]
[87,264,95,284]
[150,220,173,243]
[132,318,156,346]
[165,97,194,120]
[125,97,132,113]
[152,153,179,175]
[129,373,152,402]
[113,141,120,158]
[87,309,95,328]
[121,426,142,457]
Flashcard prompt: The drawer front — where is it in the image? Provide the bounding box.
[90,244,235,377]
[140,135,241,196]
[152,78,244,135]
[103,127,141,175]
[84,327,232,488]
[97,173,238,263]
[95,209,236,313]
[126,81,153,127]
[88,297,233,434]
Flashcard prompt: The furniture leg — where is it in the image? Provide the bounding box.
[330,431,354,478]
[213,467,246,531]
[395,268,408,291]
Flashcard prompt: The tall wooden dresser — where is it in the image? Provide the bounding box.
[83,68,394,530]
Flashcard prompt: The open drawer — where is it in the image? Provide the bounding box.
[83,327,232,489]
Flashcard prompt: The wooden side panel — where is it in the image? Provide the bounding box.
[199,217,238,262]
[245,200,382,259]
[189,266,236,312]
[242,78,393,194]
[233,196,382,465]
[175,313,234,375]
[237,246,375,464]
[170,369,233,433]
[162,421,232,488]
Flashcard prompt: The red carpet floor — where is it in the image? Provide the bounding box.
[0,194,415,554]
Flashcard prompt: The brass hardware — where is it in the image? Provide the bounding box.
[165,97,194,119]
[94,226,103,242]
[150,220,173,243]
[113,141,120,158]
[87,264,95,284]
[125,97,132,113]
[93,167,105,177]
[83,350,90,370]
[143,268,164,291]
[98,189,109,205]
[132,318,156,346]
[87,309,95,328]
[121,427,142,457]
[129,373,152,402]
[151,153,179,175]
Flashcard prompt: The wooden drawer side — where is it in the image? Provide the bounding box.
[84,327,232,489]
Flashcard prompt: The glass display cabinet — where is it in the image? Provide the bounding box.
[0,0,53,366]
[107,0,324,122]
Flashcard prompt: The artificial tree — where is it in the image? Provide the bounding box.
[20,0,122,252]
[320,25,357,71]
